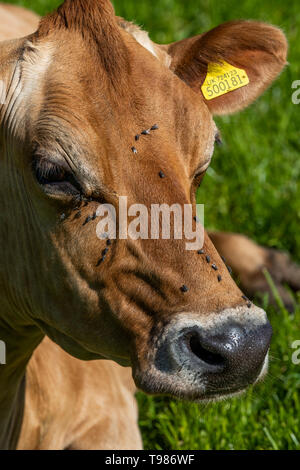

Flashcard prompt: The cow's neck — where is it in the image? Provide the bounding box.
[0,298,43,449]
[0,123,45,446]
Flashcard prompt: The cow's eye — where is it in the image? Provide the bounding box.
[33,157,81,197]
[35,160,66,184]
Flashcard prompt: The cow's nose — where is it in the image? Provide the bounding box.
[178,321,272,390]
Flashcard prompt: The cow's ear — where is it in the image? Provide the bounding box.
[166,21,288,115]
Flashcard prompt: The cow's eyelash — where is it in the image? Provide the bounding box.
[33,158,67,184]
[32,157,83,197]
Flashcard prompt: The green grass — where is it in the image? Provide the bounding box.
[3,0,300,450]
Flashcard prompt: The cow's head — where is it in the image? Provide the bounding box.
[0,0,287,400]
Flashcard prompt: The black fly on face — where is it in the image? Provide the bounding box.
[215,130,223,146]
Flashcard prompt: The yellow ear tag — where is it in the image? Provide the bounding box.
[201,60,249,100]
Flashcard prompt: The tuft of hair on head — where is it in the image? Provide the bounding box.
[35,0,129,83]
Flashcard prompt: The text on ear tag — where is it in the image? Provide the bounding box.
[201,61,249,100]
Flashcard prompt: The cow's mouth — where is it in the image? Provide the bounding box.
[133,351,269,402]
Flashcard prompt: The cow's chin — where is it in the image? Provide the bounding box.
[132,370,244,402]
[133,372,255,402]
[34,319,132,366]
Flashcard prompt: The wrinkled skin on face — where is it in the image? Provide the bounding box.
[0,0,288,403]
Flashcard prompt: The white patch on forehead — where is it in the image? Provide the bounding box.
[21,40,54,94]
[1,40,54,133]
[130,28,158,58]
[119,20,172,68]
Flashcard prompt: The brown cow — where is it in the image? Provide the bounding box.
[0,0,299,450]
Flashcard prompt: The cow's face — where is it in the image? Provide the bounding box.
[0,0,287,400]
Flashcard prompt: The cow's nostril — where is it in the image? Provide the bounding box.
[177,320,272,388]
[189,334,225,367]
